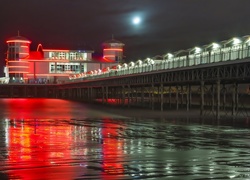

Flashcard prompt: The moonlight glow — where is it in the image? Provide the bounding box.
[132,17,141,25]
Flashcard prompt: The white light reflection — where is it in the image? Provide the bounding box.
[5,119,9,146]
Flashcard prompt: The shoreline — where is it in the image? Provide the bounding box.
[85,103,250,128]
[86,102,250,120]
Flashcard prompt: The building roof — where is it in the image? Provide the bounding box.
[102,38,124,46]
[7,35,31,42]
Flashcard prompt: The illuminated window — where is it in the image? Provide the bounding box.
[69,52,76,60]
[59,52,65,59]
[81,64,84,71]
[77,52,87,60]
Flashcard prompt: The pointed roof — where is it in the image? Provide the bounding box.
[102,35,124,46]
[7,35,30,41]
[7,31,31,43]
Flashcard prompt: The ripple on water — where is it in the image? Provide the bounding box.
[0,117,250,179]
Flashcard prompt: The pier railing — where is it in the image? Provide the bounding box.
[69,36,250,82]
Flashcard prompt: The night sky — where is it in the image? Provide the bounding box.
[1,0,250,75]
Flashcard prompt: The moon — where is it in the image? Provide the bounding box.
[132,17,141,25]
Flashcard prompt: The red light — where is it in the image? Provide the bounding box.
[9,71,29,73]
[103,55,115,58]
[103,48,123,51]
[43,49,70,52]
[101,119,125,176]
[7,40,31,44]
[8,66,29,68]
[8,61,29,63]
[26,60,69,62]
[102,57,116,62]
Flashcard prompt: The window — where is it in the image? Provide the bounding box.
[69,52,76,60]
[59,52,65,59]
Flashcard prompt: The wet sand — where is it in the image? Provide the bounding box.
[87,103,250,127]
[1,99,250,179]
[87,103,201,119]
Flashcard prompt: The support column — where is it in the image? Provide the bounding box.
[212,84,215,114]
[102,86,105,104]
[90,87,93,102]
[176,86,179,110]
[141,86,144,107]
[186,85,190,111]
[169,86,171,108]
[24,86,27,97]
[232,83,236,116]
[87,88,89,101]
[79,88,82,99]
[189,85,192,109]
[236,83,239,112]
[152,84,155,110]
[200,81,204,116]
[158,86,160,104]
[135,87,138,105]
[181,86,184,108]
[10,86,13,98]
[223,84,226,111]
[216,80,221,119]
[160,83,164,111]
[127,85,130,108]
[131,87,134,104]
[105,86,108,103]
[34,87,38,97]
[122,85,125,106]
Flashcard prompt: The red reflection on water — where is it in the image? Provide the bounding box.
[6,119,75,180]
[101,119,124,178]
[2,98,72,119]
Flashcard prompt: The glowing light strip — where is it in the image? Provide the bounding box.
[6,40,31,43]
[37,44,43,51]
[21,45,29,48]
[8,66,29,68]
[8,61,29,63]
[104,55,115,57]
[9,71,29,73]
[103,57,115,62]
[104,48,123,51]
[27,74,69,77]
[26,60,70,62]
[19,53,29,55]
[43,49,70,52]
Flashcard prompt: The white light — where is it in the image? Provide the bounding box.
[212,43,220,49]
[133,17,141,25]
[195,47,202,53]
[167,53,174,58]
[233,38,241,45]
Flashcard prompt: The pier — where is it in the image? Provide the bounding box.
[57,58,250,119]
[1,36,250,119]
